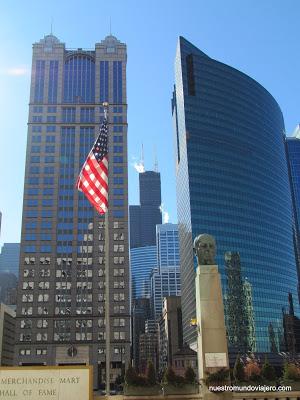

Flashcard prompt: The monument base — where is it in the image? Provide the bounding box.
[195,265,230,386]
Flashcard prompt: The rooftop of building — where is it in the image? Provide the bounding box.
[173,343,197,357]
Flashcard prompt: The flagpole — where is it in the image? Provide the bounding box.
[103,102,110,396]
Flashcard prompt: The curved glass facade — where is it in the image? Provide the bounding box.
[173,36,299,352]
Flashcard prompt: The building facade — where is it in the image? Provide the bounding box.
[132,298,151,369]
[159,296,182,375]
[0,303,16,365]
[15,34,130,387]
[150,266,181,319]
[130,245,157,300]
[129,171,162,248]
[173,36,299,351]
[156,224,180,269]
[150,224,181,319]
[0,243,20,276]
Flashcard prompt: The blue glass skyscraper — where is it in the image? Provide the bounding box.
[130,245,157,299]
[156,223,180,269]
[0,243,20,276]
[173,36,298,352]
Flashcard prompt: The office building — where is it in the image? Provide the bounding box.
[156,223,180,269]
[130,245,157,300]
[150,266,181,319]
[15,33,130,387]
[138,320,159,373]
[159,296,182,374]
[0,303,16,365]
[0,272,18,306]
[0,243,20,276]
[150,224,181,318]
[132,298,151,369]
[129,171,162,248]
[172,36,299,351]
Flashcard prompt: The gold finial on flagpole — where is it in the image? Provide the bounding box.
[103,102,109,120]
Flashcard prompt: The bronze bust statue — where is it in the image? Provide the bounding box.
[193,234,216,265]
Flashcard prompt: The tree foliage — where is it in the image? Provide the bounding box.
[261,357,276,381]
[283,363,300,381]
[146,360,156,385]
[233,355,245,382]
[184,366,196,384]
[244,360,261,382]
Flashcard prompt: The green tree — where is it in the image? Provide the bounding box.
[283,363,300,381]
[125,364,138,385]
[163,366,177,384]
[261,357,276,381]
[184,365,196,384]
[233,355,245,382]
[146,360,156,385]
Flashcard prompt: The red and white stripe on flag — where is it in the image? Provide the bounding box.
[77,152,108,215]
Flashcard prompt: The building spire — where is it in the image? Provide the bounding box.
[50,17,53,35]
[154,145,158,172]
[141,143,145,171]
[110,17,112,35]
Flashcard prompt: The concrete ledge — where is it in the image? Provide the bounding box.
[93,390,300,400]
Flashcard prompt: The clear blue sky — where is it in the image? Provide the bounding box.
[0,0,299,243]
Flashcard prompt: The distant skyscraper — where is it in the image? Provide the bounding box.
[150,224,181,319]
[130,245,157,300]
[225,252,256,352]
[159,296,182,374]
[0,243,20,276]
[129,171,162,248]
[150,266,181,319]
[173,36,299,351]
[15,33,130,387]
[156,224,180,269]
[132,298,151,369]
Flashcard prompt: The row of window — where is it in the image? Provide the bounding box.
[32,114,124,124]
[21,305,125,315]
[33,106,124,114]
[31,135,123,145]
[25,198,124,209]
[19,346,125,357]
[20,331,126,342]
[30,145,122,155]
[30,155,124,165]
[23,268,125,282]
[25,209,125,220]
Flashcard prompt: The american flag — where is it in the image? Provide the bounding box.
[76,118,108,214]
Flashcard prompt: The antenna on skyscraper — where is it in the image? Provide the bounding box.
[50,17,53,35]
[141,143,145,171]
[154,145,158,172]
[109,17,112,35]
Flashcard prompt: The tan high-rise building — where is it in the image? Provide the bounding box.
[15,33,130,388]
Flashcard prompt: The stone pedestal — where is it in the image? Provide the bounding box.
[195,265,231,399]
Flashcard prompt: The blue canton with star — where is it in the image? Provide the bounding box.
[92,119,108,162]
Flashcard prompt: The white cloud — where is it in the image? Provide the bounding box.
[159,203,170,224]
[1,67,30,76]
[133,162,145,173]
